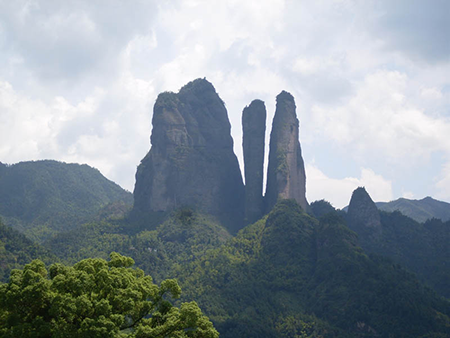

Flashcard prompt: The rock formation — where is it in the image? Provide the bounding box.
[347,187,382,229]
[265,91,308,212]
[242,100,266,224]
[133,78,244,233]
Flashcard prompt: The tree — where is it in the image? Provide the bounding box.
[0,252,218,338]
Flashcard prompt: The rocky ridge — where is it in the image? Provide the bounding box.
[134,79,309,232]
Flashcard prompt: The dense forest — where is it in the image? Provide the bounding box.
[2,197,450,336]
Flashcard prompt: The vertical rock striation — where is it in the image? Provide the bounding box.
[265,91,308,212]
[242,100,266,224]
[133,78,244,233]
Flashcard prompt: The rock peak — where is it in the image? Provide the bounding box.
[242,99,266,224]
[276,90,295,102]
[265,91,308,212]
[133,79,244,233]
[347,187,381,229]
[179,78,217,96]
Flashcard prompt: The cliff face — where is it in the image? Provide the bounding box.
[133,79,245,233]
[265,91,308,212]
[242,100,266,224]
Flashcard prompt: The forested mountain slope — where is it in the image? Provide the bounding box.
[4,190,450,337]
[376,196,450,223]
[175,200,450,337]
[348,187,450,299]
[0,218,57,282]
[46,208,231,284]
[0,160,132,242]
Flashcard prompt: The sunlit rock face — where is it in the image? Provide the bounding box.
[265,91,308,212]
[133,78,244,233]
[242,99,266,224]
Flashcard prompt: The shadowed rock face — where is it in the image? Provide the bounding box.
[347,187,381,229]
[133,78,244,233]
[265,91,308,212]
[242,100,266,224]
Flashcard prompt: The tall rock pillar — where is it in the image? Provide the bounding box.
[265,91,308,212]
[133,78,245,233]
[242,100,266,224]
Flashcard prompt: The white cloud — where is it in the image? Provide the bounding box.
[306,164,393,208]
[0,75,152,192]
[0,0,449,205]
[434,162,450,201]
[402,191,414,199]
[420,87,443,101]
[310,70,450,162]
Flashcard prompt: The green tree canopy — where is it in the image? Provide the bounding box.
[0,252,218,338]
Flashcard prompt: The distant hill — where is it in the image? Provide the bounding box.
[0,160,132,242]
[375,196,450,223]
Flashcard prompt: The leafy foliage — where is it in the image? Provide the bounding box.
[0,253,218,338]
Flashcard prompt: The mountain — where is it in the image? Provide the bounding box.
[134,79,310,233]
[347,187,450,299]
[265,91,308,213]
[176,200,450,337]
[3,79,450,337]
[133,79,245,233]
[376,196,450,223]
[0,160,132,242]
[38,199,450,337]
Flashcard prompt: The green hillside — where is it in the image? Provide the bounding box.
[347,188,450,299]
[175,200,450,337]
[0,218,57,282]
[0,160,132,242]
[3,198,450,336]
[46,208,231,283]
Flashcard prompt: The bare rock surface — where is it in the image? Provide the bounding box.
[242,99,266,224]
[265,91,308,212]
[133,78,244,232]
[347,187,382,229]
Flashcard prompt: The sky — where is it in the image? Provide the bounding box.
[0,0,449,209]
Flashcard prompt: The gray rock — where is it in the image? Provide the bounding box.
[347,187,381,229]
[265,91,308,212]
[242,99,266,224]
[133,78,244,233]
